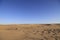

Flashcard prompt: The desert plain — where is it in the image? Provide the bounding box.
[0,24,60,40]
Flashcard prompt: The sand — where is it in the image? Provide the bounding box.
[0,24,60,40]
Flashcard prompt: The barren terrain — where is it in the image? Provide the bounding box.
[0,24,60,40]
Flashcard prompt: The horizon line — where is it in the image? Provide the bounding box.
[0,23,60,25]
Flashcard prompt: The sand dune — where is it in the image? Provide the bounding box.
[0,24,60,40]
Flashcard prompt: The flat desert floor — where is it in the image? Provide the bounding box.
[0,24,60,40]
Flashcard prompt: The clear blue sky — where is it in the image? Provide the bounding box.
[0,0,60,24]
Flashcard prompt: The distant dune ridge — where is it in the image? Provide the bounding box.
[0,24,60,40]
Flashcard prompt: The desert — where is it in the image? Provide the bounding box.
[0,24,60,40]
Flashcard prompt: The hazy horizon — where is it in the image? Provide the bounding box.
[0,0,60,24]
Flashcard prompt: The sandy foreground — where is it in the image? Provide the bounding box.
[0,24,60,40]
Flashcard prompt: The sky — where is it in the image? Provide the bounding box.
[0,0,60,24]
